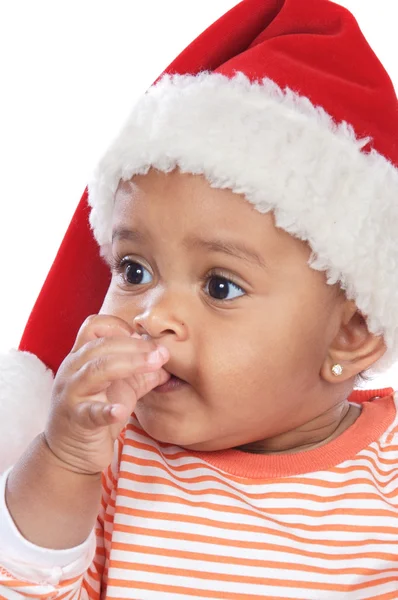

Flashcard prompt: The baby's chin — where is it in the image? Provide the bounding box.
[133,409,240,453]
[133,400,216,450]
[134,389,263,452]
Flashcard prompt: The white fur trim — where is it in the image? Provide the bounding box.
[0,350,53,473]
[88,72,398,372]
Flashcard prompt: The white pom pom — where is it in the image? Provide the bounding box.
[0,350,53,473]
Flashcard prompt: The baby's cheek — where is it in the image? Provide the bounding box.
[98,285,114,314]
[206,342,266,394]
[99,287,136,321]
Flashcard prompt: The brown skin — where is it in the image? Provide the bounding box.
[101,169,384,453]
[6,168,386,549]
[6,316,170,548]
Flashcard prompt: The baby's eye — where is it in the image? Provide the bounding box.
[205,275,245,301]
[121,260,153,285]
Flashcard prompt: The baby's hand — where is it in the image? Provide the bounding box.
[44,314,169,475]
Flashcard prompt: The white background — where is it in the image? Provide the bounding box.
[0,1,397,388]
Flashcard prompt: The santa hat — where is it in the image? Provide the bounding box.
[1,0,397,472]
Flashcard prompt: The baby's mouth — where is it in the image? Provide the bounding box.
[154,370,187,394]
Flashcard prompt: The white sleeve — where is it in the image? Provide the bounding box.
[0,467,96,585]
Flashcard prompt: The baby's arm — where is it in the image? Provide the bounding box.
[0,465,101,599]
[0,314,169,597]
[5,433,103,550]
[0,447,120,598]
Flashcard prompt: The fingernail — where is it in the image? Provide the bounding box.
[147,349,161,364]
[157,346,169,360]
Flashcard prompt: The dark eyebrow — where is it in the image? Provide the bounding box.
[111,227,147,244]
[184,235,268,270]
[112,228,268,270]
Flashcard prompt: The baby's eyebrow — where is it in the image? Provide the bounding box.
[111,227,268,269]
[184,235,268,270]
[111,227,147,244]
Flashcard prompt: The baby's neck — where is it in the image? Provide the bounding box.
[238,401,361,455]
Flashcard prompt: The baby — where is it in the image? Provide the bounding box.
[1,0,398,598]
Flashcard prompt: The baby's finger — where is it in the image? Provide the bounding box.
[72,401,126,430]
[70,348,169,397]
[71,368,170,430]
[125,367,171,398]
[71,314,134,353]
[70,335,160,372]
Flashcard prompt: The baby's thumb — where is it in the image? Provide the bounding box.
[92,368,170,428]
[136,368,170,398]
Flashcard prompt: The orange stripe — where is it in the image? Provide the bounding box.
[81,577,101,599]
[333,463,398,481]
[365,445,398,463]
[121,452,398,495]
[158,436,398,464]
[119,466,397,518]
[57,590,78,600]
[112,522,398,563]
[373,440,398,453]
[123,442,226,473]
[115,488,398,542]
[333,451,398,472]
[109,470,118,490]
[90,564,103,581]
[102,476,112,498]
[372,591,398,600]
[104,529,113,544]
[119,465,398,500]
[124,426,398,480]
[56,573,84,586]
[125,439,398,481]
[125,483,396,507]
[124,431,164,455]
[117,471,398,531]
[108,540,398,578]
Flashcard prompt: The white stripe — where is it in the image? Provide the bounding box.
[117,473,398,522]
[106,565,397,599]
[122,440,398,489]
[110,531,398,571]
[117,486,396,513]
[118,468,398,504]
[114,498,398,543]
[114,497,398,554]
[109,547,398,587]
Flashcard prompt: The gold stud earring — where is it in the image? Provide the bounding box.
[331,364,343,376]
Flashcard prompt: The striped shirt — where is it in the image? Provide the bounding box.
[1,389,398,599]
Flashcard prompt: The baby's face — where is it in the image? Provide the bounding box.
[101,169,345,451]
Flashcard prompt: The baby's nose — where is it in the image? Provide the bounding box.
[133,310,187,341]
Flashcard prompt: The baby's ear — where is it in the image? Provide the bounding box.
[321,301,386,383]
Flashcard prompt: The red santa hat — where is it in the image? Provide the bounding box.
[1,0,397,471]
